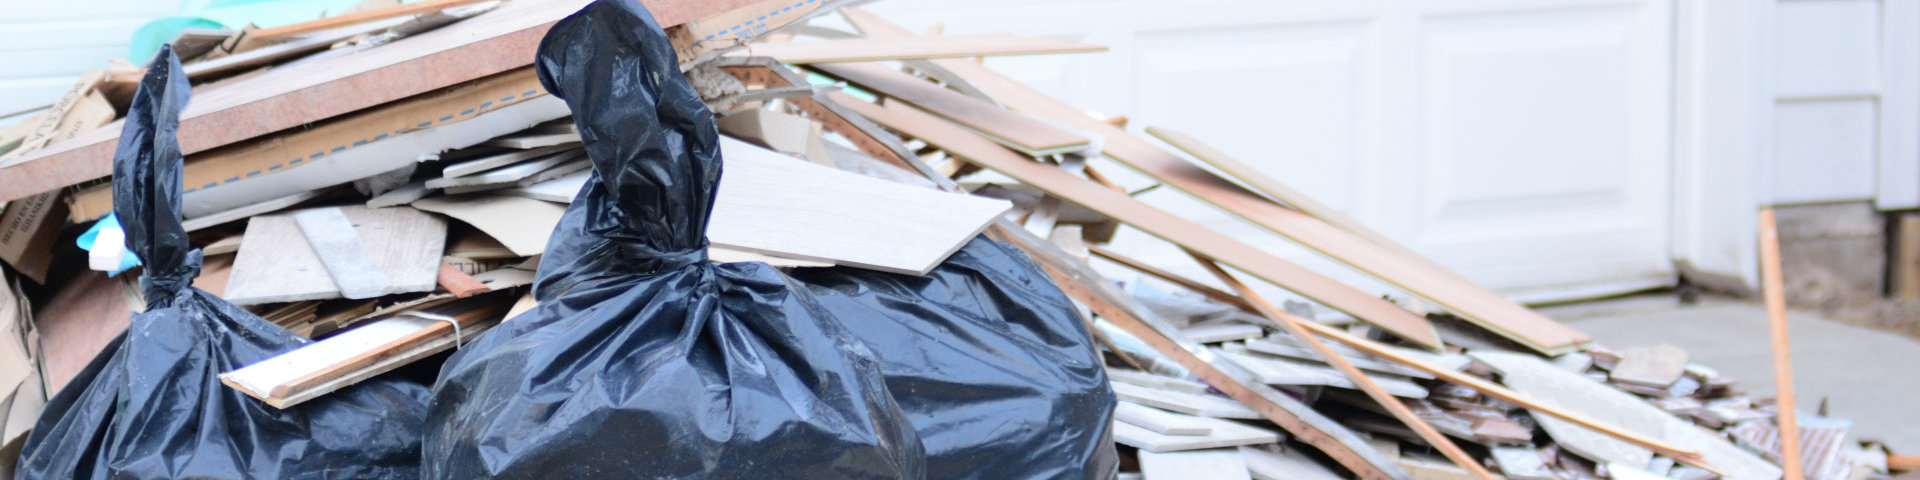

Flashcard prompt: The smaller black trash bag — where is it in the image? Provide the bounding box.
[14,46,431,480]
[792,237,1120,480]
[421,1,923,478]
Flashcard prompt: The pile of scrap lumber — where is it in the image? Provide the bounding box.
[0,1,1914,479]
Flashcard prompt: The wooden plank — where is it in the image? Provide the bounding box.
[1114,402,1214,436]
[443,144,577,178]
[248,0,499,40]
[220,298,505,408]
[1138,449,1252,480]
[809,62,1089,155]
[833,92,1443,349]
[1145,126,1439,271]
[728,34,1105,64]
[1217,350,1428,398]
[840,16,1587,354]
[1759,207,1805,480]
[1114,418,1279,453]
[1193,254,1496,480]
[437,261,490,298]
[984,222,1411,480]
[1472,351,1779,480]
[0,0,759,204]
[1894,214,1920,299]
[293,207,391,299]
[224,205,447,304]
[1609,344,1690,387]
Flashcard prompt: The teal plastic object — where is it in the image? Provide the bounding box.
[128,0,367,61]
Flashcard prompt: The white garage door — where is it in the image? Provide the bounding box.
[857,0,1677,304]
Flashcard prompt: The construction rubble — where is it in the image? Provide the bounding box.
[0,0,1908,478]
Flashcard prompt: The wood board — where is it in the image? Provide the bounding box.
[728,34,1105,64]
[224,205,447,305]
[0,0,760,204]
[220,299,505,408]
[293,208,392,299]
[833,92,1443,349]
[810,62,1089,156]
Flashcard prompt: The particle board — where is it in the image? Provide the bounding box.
[728,34,1105,64]
[1115,402,1215,436]
[832,92,1443,349]
[223,205,447,305]
[810,62,1089,156]
[1608,344,1690,387]
[1138,449,1252,480]
[1471,351,1782,480]
[0,0,759,204]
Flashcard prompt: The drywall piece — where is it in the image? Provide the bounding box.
[427,149,581,189]
[224,205,447,305]
[1242,446,1345,480]
[0,0,759,203]
[367,181,431,208]
[1471,351,1782,480]
[1114,419,1278,453]
[1181,323,1265,344]
[411,194,564,257]
[501,169,587,203]
[480,131,581,149]
[442,143,576,178]
[810,62,1091,156]
[1246,338,1434,380]
[1115,402,1214,436]
[833,92,1444,350]
[441,159,590,195]
[705,137,1009,275]
[1138,449,1252,480]
[728,34,1106,64]
[1107,369,1213,395]
[1610,344,1690,387]
[1111,381,1261,420]
[1491,448,1553,480]
[1216,350,1427,398]
[293,208,391,299]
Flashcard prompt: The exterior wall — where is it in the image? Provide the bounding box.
[0,0,185,119]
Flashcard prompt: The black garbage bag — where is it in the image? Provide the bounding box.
[792,237,1119,480]
[14,46,431,480]
[421,1,924,478]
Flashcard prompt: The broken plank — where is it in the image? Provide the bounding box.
[437,261,490,298]
[293,208,391,299]
[810,62,1089,156]
[220,297,505,408]
[1115,402,1215,436]
[834,92,1442,349]
[729,34,1106,64]
[1138,449,1252,480]
[1114,418,1279,453]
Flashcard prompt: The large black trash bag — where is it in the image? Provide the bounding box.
[422,1,924,478]
[14,46,431,480]
[792,237,1119,480]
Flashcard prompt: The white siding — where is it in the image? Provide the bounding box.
[0,0,187,117]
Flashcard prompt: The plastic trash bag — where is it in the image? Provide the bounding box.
[14,45,431,480]
[421,1,923,478]
[792,237,1119,479]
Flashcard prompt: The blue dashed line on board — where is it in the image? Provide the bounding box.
[705,0,818,41]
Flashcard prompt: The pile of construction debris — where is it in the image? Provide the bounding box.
[0,0,1912,479]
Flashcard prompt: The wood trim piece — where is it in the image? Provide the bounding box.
[1758,208,1805,480]
[725,34,1105,64]
[1191,253,1497,480]
[0,0,760,204]
[810,62,1088,156]
[249,0,497,41]
[834,92,1441,349]
[982,222,1411,480]
[221,297,506,408]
